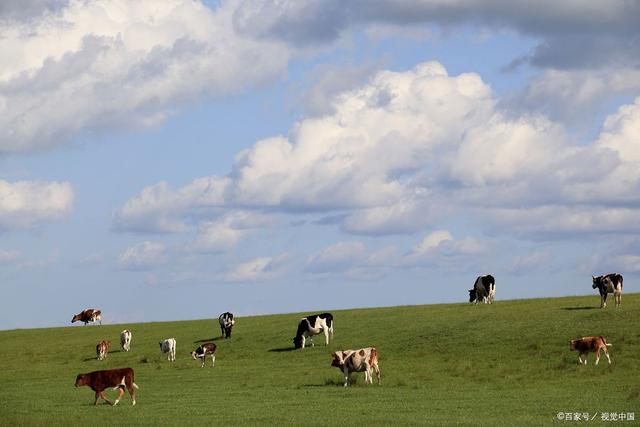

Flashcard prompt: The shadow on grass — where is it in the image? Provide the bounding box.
[194,337,222,343]
[268,347,297,353]
[562,306,598,311]
[299,378,345,387]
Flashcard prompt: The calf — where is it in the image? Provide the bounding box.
[570,336,612,365]
[191,342,217,367]
[120,330,132,352]
[469,274,495,304]
[293,313,334,349]
[75,367,139,406]
[159,338,176,362]
[331,347,381,387]
[219,312,235,338]
[592,274,623,308]
[71,309,102,325]
[96,340,111,361]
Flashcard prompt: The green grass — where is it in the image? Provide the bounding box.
[1,294,638,426]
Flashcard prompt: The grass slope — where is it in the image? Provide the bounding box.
[1,294,639,426]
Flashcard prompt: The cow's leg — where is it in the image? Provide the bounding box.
[329,326,334,342]
[364,365,371,384]
[323,328,329,346]
[94,391,100,405]
[578,354,585,365]
[615,290,621,307]
[127,383,136,406]
[372,364,381,384]
[211,353,216,367]
[99,391,112,406]
[601,293,608,308]
[113,387,125,406]
[595,348,601,365]
[342,367,350,387]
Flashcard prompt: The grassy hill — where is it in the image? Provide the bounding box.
[1,294,638,426]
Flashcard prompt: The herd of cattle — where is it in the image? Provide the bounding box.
[72,273,625,406]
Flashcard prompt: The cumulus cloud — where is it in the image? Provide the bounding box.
[305,241,396,279]
[403,230,488,270]
[0,180,73,229]
[0,249,21,263]
[118,241,167,271]
[507,250,554,275]
[0,0,289,153]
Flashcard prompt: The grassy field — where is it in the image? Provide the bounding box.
[0,294,638,426]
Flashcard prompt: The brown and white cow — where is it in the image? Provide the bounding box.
[120,330,132,352]
[71,309,102,325]
[191,342,217,367]
[331,347,380,387]
[75,367,139,406]
[570,336,612,365]
[592,274,623,308]
[96,340,111,361]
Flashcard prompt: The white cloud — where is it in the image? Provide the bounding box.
[507,250,554,275]
[0,249,21,263]
[0,0,290,153]
[305,241,368,273]
[0,180,73,229]
[403,230,489,270]
[118,241,167,271]
[224,253,288,282]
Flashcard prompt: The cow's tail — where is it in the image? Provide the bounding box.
[113,377,127,390]
[600,336,612,347]
[132,382,139,389]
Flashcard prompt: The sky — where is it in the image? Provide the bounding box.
[1,0,640,330]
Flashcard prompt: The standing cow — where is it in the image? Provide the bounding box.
[469,274,495,304]
[219,312,235,339]
[71,309,102,325]
[120,330,132,352]
[592,274,623,308]
[75,368,139,406]
[191,342,217,367]
[96,340,111,361]
[570,336,612,365]
[293,313,334,349]
[331,347,381,387]
[159,338,176,362]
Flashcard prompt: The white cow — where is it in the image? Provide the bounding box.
[120,330,132,352]
[159,338,176,362]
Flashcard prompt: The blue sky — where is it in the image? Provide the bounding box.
[1,0,639,329]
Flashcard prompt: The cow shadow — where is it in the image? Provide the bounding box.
[268,347,297,353]
[562,307,598,311]
[193,337,222,343]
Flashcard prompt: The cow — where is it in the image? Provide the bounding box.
[469,274,495,304]
[96,340,110,361]
[159,338,176,362]
[293,313,334,349]
[592,274,623,308]
[75,367,139,406]
[331,347,381,387]
[570,336,612,365]
[191,342,217,367]
[219,312,235,339]
[120,330,132,352]
[71,309,102,325]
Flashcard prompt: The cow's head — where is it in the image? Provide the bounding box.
[468,289,476,303]
[293,336,303,349]
[592,276,599,289]
[190,350,198,360]
[71,314,80,323]
[569,339,578,351]
[75,374,87,387]
[158,342,163,350]
[330,352,344,368]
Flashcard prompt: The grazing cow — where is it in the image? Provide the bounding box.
[469,275,495,304]
[159,338,176,362]
[75,367,139,406]
[331,347,381,387]
[71,309,102,325]
[191,342,217,367]
[570,336,612,365]
[293,313,334,349]
[219,312,235,339]
[120,330,132,352]
[592,274,623,308]
[96,340,111,361]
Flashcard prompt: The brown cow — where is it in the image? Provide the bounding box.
[75,368,139,406]
[570,336,612,365]
[71,309,102,325]
[96,340,111,361]
[331,347,381,387]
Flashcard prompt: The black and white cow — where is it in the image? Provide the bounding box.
[293,313,334,349]
[592,274,623,308]
[191,342,217,367]
[218,312,235,339]
[469,274,495,304]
